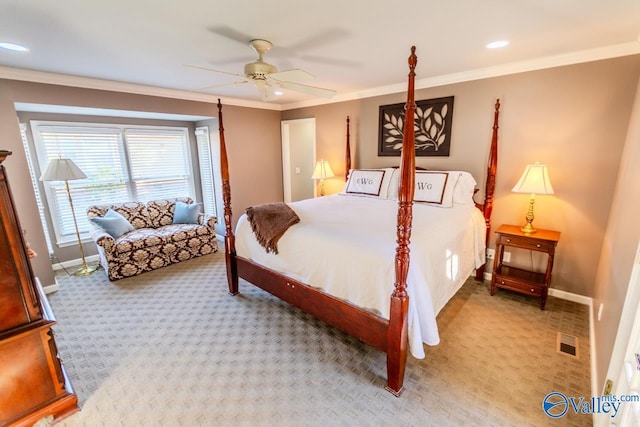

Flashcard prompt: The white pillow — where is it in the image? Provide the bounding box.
[414,171,454,206]
[451,171,478,205]
[387,168,400,200]
[343,168,394,198]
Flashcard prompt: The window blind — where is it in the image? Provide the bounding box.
[125,129,193,200]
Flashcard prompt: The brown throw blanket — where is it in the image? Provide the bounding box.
[246,202,300,254]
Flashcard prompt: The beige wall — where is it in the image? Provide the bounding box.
[593,76,640,391]
[283,55,640,298]
[195,106,283,236]
[216,105,283,228]
[0,79,282,286]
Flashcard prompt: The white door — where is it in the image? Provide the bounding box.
[281,118,316,202]
[607,240,640,426]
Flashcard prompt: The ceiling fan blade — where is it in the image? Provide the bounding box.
[206,25,254,45]
[184,64,249,81]
[268,69,314,82]
[273,80,336,99]
[195,80,250,91]
[299,54,362,68]
[286,28,351,51]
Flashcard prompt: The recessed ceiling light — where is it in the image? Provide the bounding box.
[274,90,284,96]
[486,40,509,49]
[0,42,29,52]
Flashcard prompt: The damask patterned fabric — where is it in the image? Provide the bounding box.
[87,198,217,281]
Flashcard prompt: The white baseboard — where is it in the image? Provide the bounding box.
[548,287,592,306]
[43,281,60,294]
[52,254,101,271]
[35,276,59,295]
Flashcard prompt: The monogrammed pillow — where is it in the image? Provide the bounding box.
[342,168,394,198]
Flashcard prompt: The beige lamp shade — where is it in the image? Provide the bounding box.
[512,162,554,195]
[311,160,335,180]
[40,158,87,181]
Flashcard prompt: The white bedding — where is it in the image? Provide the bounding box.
[235,194,486,359]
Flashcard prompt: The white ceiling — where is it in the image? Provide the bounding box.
[1,0,639,110]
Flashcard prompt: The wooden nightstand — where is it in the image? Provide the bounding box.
[491,224,561,310]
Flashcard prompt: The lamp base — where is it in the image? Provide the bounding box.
[520,222,537,234]
[72,263,99,277]
[520,196,537,234]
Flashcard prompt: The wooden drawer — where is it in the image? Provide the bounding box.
[494,274,543,296]
[497,234,555,252]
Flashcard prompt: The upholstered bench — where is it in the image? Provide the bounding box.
[87,197,217,281]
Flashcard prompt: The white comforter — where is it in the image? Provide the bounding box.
[235,194,486,358]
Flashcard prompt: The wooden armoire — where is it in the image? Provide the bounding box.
[0,150,78,426]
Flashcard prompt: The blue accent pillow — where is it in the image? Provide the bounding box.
[172,201,202,224]
[90,209,135,238]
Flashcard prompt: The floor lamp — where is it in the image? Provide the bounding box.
[40,158,98,276]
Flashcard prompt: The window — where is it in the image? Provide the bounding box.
[195,126,217,216]
[31,121,194,246]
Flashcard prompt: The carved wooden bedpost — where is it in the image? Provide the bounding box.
[345,116,351,181]
[475,99,500,281]
[218,99,239,295]
[386,46,417,396]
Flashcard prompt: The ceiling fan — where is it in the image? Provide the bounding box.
[188,39,336,101]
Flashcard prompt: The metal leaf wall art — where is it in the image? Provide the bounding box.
[378,96,454,156]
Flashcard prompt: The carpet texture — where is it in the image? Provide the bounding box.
[47,252,592,426]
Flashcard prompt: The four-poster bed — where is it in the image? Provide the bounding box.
[216,46,500,396]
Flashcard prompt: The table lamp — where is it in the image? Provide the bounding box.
[512,162,554,234]
[311,159,335,196]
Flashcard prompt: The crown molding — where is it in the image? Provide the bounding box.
[281,41,640,110]
[0,66,281,111]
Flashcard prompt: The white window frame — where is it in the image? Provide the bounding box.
[31,120,195,247]
[20,123,55,254]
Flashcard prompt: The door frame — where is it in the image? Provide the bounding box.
[281,118,316,202]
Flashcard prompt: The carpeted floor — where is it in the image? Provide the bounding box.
[47,252,592,426]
